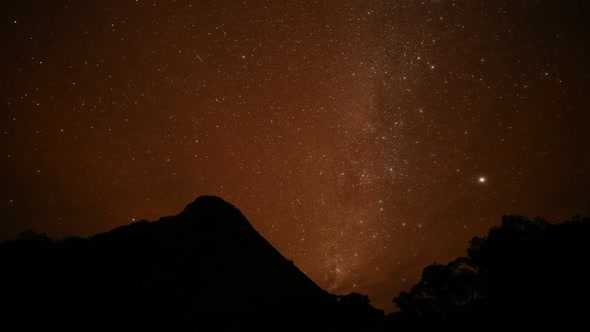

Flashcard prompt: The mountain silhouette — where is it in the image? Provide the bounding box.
[0,196,383,331]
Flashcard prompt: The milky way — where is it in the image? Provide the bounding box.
[1,1,589,312]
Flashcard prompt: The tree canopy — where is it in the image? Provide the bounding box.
[390,215,590,331]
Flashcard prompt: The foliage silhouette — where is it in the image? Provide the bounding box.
[388,215,590,331]
[335,292,385,331]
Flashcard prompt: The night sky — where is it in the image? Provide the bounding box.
[1,0,589,312]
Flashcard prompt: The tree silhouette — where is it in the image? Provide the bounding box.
[390,215,590,331]
[18,229,51,243]
[334,292,385,331]
[394,258,479,317]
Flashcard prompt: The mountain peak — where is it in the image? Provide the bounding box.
[183,195,234,213]
[180,195,254,231]
[191,194,229,204]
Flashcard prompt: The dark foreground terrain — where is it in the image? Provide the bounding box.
[1,196,588,331]
[0,196,382,331]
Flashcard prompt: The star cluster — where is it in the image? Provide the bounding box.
[1,1,589,312]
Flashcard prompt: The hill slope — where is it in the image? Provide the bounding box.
[0,196,381,331]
